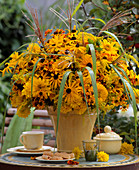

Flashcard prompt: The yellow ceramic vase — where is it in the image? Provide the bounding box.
[48,107,97,152]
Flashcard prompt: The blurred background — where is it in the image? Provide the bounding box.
[0,0,138,150]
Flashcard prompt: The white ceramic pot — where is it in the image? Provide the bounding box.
[93,126,122,154]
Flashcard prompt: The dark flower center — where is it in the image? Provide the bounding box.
[40,58,45,63]
[65,50,69,54]
[39,92,43,96]
[71,36,76,40]
[71,30,76,33]
[54,74,59,80]
[86,63,92,68]
[28,62,33,67]
[76,43,79,47]
[39,102,43,106]
[15,83,24,91]
[66,88,71,94]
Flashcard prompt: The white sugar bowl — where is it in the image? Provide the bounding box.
[93,125,122,154]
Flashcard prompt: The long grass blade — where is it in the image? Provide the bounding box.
[110,64,131,102]
[0,42,32,67]
[1,110,34,153]
[56,71,72,147]
[77,18,89,32]
[123,79,138,154]
[71,0,84,18]
[115,65,131,84]
[110,64,138,154]
[88,44,96,76]
[78,18,105,33]
[0,56,11,67]
[90,18,106,25]
[85,27,100,32]
[101,31,124,53]
[85,66,98,113]
[85,66,99,122]
[77,71,89,113]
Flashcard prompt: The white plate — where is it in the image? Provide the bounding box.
[7,146,57,155]
[36,156,75,163]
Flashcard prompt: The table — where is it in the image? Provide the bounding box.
[0,153,139,170]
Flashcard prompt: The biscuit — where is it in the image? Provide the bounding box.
[42,155,49,160]
[43,151,53,157]
[50,156,63,160]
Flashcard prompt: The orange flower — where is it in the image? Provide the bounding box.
[67,160,79,165]
[45,29,52,36]
[30,156,36,160]
[103,1,109,5]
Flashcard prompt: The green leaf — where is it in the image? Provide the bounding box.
[110,64,138,154]
[71,0,84,18]
[77,71,89,113]
[78,18,89,32]
[88,44,96,76]
[1,112,34,154]
[125,135,132,143]
[89,8,100,15]
[0,56,11,67]
[85,67,99,114]
[85,66,100,134]
[111,64,137,116]
[115,65,131,84]
[56,71,72,146]
[110,64,131,102]
[123,79,137,117]
[16,43,31,52]
[78,17,105,33]
[85,27,100,32]
[90,18,106,25]
[120,132,129,136]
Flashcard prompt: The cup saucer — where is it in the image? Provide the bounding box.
[17,146,52,152]
[7,146,57,155]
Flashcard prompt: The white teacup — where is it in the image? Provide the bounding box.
[19,131,44,150]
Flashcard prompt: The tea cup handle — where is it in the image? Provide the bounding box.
[20,134,25,145]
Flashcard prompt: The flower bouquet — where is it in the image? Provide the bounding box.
[1,1,139,152]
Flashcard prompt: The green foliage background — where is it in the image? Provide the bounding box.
[0,0,31,134]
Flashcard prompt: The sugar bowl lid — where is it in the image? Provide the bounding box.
[93,125,122,140]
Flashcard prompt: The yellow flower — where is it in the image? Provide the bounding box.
[2,26,138,118]
[27,43,41,53]
[126,54,139,67]
[16,100,31,118]
[134,88,139,103]
[120,142,134,155]
[72,147,82,160]
[97,151,109,162]
[97,83,108,102]
[62,80,83,107]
